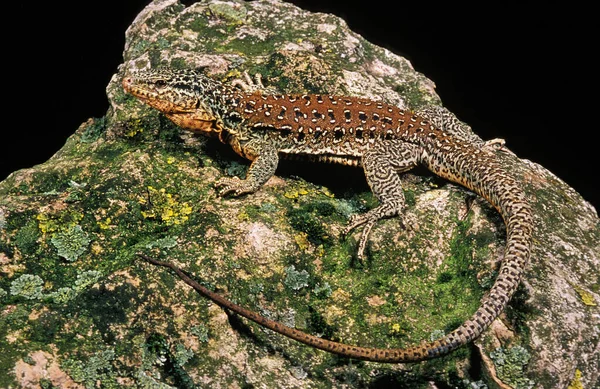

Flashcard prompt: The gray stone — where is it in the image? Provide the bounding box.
[0,1,598,388]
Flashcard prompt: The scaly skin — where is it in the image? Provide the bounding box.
[123,67,533,362]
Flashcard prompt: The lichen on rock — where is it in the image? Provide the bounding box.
[0,1,598,388]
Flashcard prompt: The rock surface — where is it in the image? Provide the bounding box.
[1,1,598,388]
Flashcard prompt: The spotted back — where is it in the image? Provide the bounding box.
[234,93,435,154]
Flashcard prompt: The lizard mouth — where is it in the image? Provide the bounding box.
[122,76,197,114]
[122,76,160,101]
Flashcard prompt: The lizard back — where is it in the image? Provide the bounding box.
[234,92,434,165]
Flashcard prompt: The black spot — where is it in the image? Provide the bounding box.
[334,129,344,140]
[295,109,304,118]
[384,133,393,140]
[303,95,311,102]
[358,112,367,121]
[313,129,323,140]
[316,95,324,103]
[245,102,255,111]
[280,128,292,138]
[328,111,335,121]
[344,111,351,120]
[278,108,286,118]
[369,130,376,139]
[372,113,380,121]
[313,111,323,119]
[355,128,363,138]
[383,117,393,125]
[297,132,306,142]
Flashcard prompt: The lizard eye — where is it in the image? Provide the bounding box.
[155,79,167,88]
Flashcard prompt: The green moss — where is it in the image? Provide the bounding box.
[80,117,107,143]
[0,306,29,383]
[39,378,56,389]
[404,189,416,207]
[14,219,41,257]
[27,310,64,345]
[436,271,453,283]
[78,282,137,345]
[308,307,336,341]
[505,285,537,341]
[286,200,338,247]
[141,333,196,389]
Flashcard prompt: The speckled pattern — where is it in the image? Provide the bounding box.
[124,67,533,362]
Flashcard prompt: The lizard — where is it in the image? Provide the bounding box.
[122,67,533,363]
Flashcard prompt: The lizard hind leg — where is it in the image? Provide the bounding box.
[343,141,421,259]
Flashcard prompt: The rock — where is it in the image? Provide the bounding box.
[0,1,598,388]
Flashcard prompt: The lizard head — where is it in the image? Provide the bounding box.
[122,68,225,136]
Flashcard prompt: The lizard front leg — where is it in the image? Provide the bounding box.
[344,141,421,259]
[216,139,279,196]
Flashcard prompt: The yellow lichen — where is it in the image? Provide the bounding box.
[138,186,193,226]
[97,217,112,230]
[284,190,299,199]
[567,369,583,389]
[284,185,310,199]
[37,212,84,236]
[390,323,402,334]
[91,242,104,255]
[36,214,56,235]
[573,285,597,306]
[294,232,310,251]
[320,187,335,198]
[124,118,144,137]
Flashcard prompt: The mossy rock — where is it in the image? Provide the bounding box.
[0,1,598,388]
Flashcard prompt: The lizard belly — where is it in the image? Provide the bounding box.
[279,143,363,166]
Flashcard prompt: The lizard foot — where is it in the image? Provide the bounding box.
[343,208,405,260]
[215,177,258,197]
[231,71,278,94]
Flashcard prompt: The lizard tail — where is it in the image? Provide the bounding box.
[138,153,532,363]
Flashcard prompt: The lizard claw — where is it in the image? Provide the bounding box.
[215,177,257,197]
[341,214,377,261]
[342,214,367,237]
[342,207,405,260]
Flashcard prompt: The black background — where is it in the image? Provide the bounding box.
[3,1,597,210]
